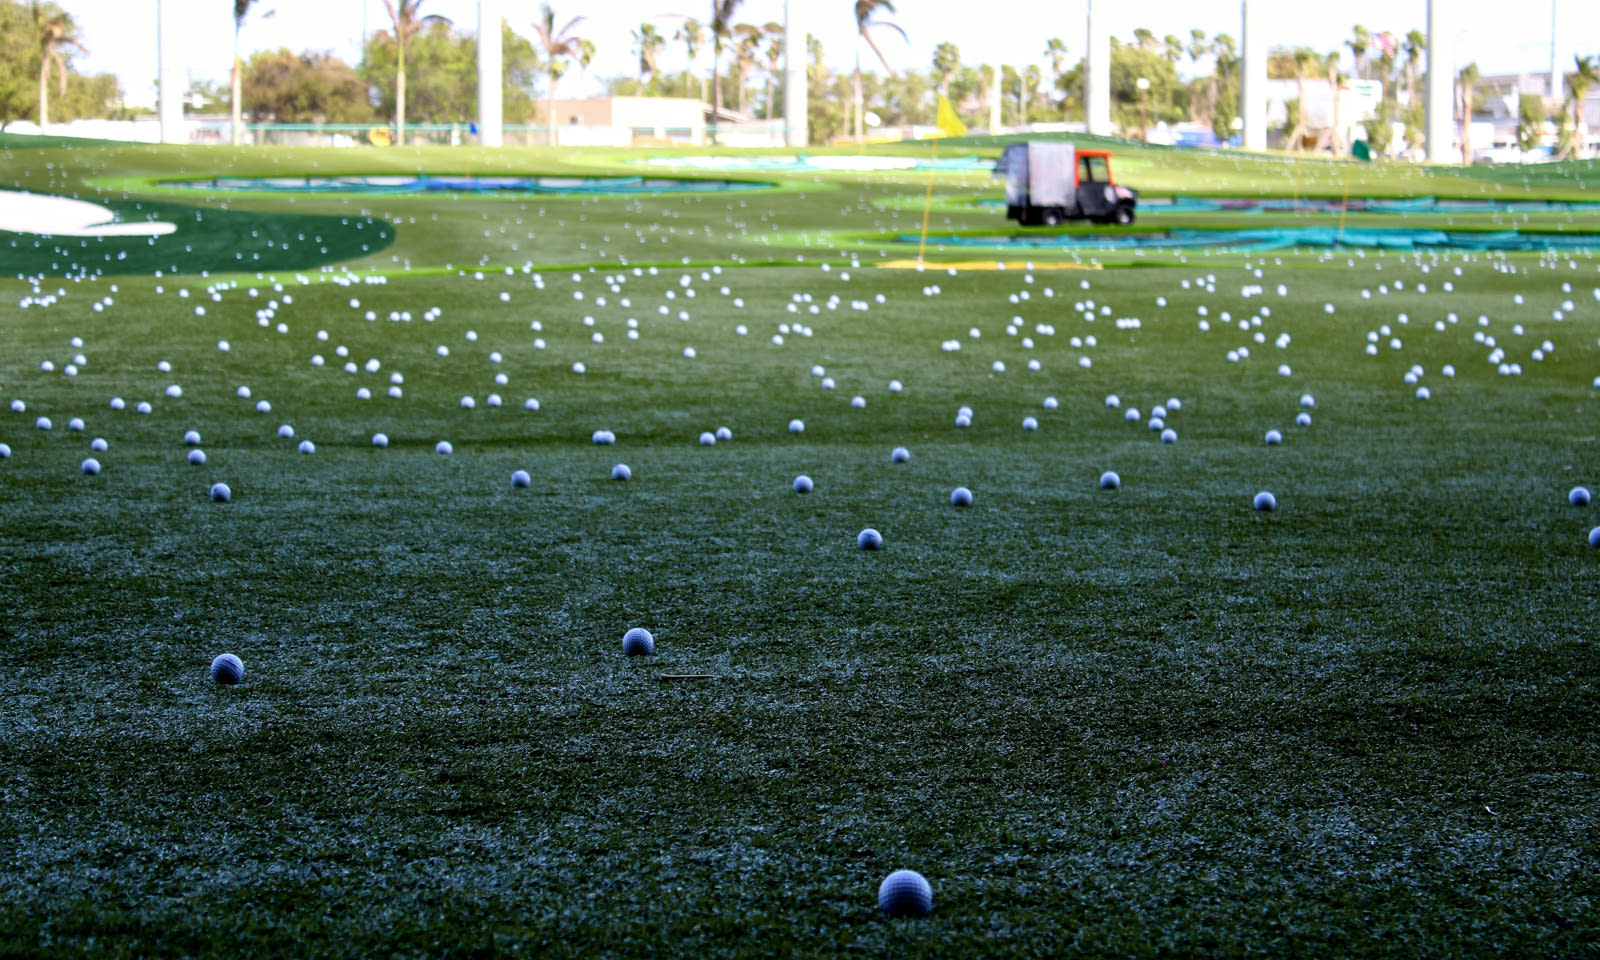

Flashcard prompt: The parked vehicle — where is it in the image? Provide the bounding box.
[994,142,1139,226]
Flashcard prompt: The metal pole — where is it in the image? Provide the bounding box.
[477,0,503,146]
[157,0,183,143]
[784,0,808,146]
[1241,0,1268,151]
[1085,0,1111,136]
[1425,0,1454,162]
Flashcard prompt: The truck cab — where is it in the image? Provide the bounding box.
[994,142,1138,226]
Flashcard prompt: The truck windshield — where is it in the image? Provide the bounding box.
[1080,156,1108,183]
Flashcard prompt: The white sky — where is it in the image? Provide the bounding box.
[63,0,1593,109]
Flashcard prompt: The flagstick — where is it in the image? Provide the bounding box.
[917,135,939,264]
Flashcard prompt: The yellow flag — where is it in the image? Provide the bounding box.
[935,96,968,138]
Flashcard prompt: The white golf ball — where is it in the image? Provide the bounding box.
[110,398,125,411]
[1099,471,1121,490]
[592,430,615,445]
[184,430,201,445]
[878,869,933,918]
[209,653,243,685]
[188,449,206,465]
[0,443,9,459]
[1253,491,1277,511]
[789,419,805,434]
[1124,409,1140,422]
[278,424,294,439]
[699,432,716,446]
[8,400,22,413]
[1265,430,1283,445]
[1105,394,1121,408]
[460,396,476,409]
[1571,486,1592,507]
[1022,417,1038,431]
[297,440,315,455]
[525,398,541,411]
[256,400,272,413]
[955,414,971,428]
[511,469,532,488]
[851,396,866,409]
[716,427,732,441]
[891,446,910,463]
[67,417,84,431]
[36,417,51,431]
[793,475,814,493]
[209,482,232,502]
[166,385,183,399]
[1043,397,1058,410]
[136,402,153,415]
[622,627,655,657]
[435,441,453,455]
[81,458,100,475]
[372,433,389,448]
[1296,413,1312,427]
[857,528,884,550]
[951,486,973,507]
[612,463,631,481]
[1160,428,1177,444]
[90,438,108,452]
[1590,526,1600,548]
[1300,395,1315,408]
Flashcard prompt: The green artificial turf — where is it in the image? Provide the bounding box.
[0,140,1598,957]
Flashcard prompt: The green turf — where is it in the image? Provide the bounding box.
[1,142,1598,957]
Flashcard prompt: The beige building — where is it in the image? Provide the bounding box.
[529,97,706,147]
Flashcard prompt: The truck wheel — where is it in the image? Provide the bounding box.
[1112,204,1135,226]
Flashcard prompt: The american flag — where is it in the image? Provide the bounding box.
[1373,32,1399,58]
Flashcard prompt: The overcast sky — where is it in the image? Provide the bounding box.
[61,0,1593,108]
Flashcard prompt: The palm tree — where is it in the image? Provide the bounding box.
[706,0,745,142]
[852,0,906,142]
[1457,61,1481,163]
[1163,35,1183,66]
[382,0,451,146]
[1326,50,1345,155]
[632,22,665,88]
[1347,24,1369,81]
[1402,29,1425,106]
[532,3,588,147]
[1043,38,1068,117]
[932,41,960,96]
[732,23,762,115]
[1285,47,1318,151]
[33,2,85,129]
[761,21,783,121]
[674,18,705,99]
[1565,55,1599,159]
[231,0,273,147]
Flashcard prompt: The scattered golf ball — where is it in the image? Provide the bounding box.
[851,396,866,409]
[372,433,389,447]
[878,870,933,918]
[793,475,814,493]
[1296,413,1312,427]
[857,528,884,550]
[36,417,51,431]
[951,486,973,507]
[81,458,100,475]
[1160,428,1177,444]
[187,449,206,465]
[622,627,655,657]
[183,430,201,445]
[110,398,125,411]
[612,463,632,481]
[1265,430,1283,445]
[297,440,315,455]
[1043,397,1058,410]
[1022,417,1038,431]
[511,469,532,488]
[592,430,616,445]
[1590,526,1600,548]
[278,424,294,439]
[67,417,84,431]
[891,447,910,463]
[90,438,108,452]
[715,427,732,441]
[209,482,231,502]
[435,441,453,455]
[789,419,805,434]
[699,432,716,446]
[1571,487,1592,507]
[209,653,244,685]
[1254,491,1277,511]
[0,443,10,458]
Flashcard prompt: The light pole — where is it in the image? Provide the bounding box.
[1136,77,1150,140]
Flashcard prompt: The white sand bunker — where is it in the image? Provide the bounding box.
[0,190,177,237]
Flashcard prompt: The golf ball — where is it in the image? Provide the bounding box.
[1160,428,1177,444]
[209,653,244,685]
[851,396,866,409]
[298,440,315,455]
[857,528,884,550]
[188,449,206,465]
[612,463,632,481]
[699,432,716,446]
[435,441,453,455]
[715,427,732,441]
[1265,430,1283,445]
[0,443,9,458]
[878,870,933,918]
[1571,486,1592,507]
[889,380,903,393]
[81,458,100,475]
[183,430,201,445]
[90,438,108,452]
[951,486,973,507]
[35,417,51,431]
[110,398,125,411]
[622,627,655,657]
[1590,526,1600,548]
[68,417,85,431]
[209,482,231,502]
[1043,397,1058,410]
[1105,395,1121,408]
[793,475,813,493]
[1300,395,1315,408]
[1296,413,1312,427]
[372,433,389,447]
[1022,417,1038,431]
[278,424,294,439]
[1099,471,1121,490]
[511,469,532,488]
[891,446,910,463]
[789,419,805,434]
[1253,491,1277,511]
